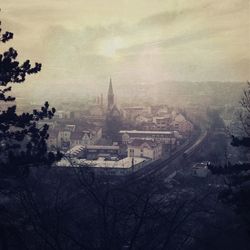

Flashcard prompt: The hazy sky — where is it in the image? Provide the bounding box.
[1,0,250,100]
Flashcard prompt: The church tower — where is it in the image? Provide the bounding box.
[107,77,114,110]
[105,77,122,142]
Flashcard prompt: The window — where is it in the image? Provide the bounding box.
[129,149,134,157]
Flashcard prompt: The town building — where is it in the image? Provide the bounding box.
[47,125,102,151]
[57,156,151,175]
[170,114,194,135]
[66,144,120,160]
[123,106,149,121]
[191,162,210,178]
[120,130,181,146]
[152,115,171,130]
[127,139,162,160]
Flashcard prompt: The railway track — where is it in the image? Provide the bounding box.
[123,130,209,183]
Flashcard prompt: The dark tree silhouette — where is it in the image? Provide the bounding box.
[0,18,60,175]
[209,82,250,234]
[105,114,122,142]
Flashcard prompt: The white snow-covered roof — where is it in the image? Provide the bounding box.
[66,144,120,156]
[120,130,176,135]
[57,157,147,169]
[66,145,85,156]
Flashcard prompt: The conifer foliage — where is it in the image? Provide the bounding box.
[209,82,250,233]
[0,19,60,175]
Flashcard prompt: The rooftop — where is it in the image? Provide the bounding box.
[66,144,120,156]
[57,157,147,169]
[120,130,176,135]
[128,139,158,148]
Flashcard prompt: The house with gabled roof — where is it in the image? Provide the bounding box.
[127,139,162,160]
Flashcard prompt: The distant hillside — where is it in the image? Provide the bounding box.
[116,81,246,107]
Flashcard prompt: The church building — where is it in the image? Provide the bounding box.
[105,78,123,141]
[106,78,122,118]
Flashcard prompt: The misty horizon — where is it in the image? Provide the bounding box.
[1,0,249,104]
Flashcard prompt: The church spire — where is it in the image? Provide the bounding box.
[108,77,113,96]
[107,77,114,110]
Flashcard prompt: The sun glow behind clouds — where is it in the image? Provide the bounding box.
[1,0,249,103]
[99,37,125,57]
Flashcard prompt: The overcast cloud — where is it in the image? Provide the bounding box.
[1,0,249,100]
